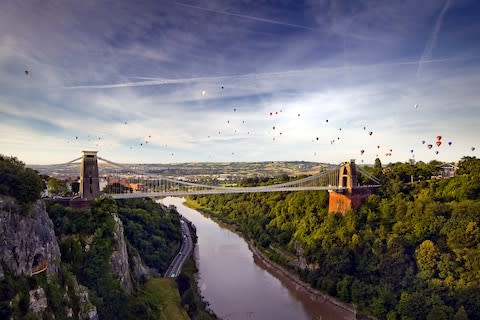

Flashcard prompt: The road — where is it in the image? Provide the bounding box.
[164,217,193,278]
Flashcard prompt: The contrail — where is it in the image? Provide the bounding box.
[416,0,451,78]
[174,1,317,31]
[62,56,473,90]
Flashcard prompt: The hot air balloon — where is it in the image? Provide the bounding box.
[436,141,442,147]
[233,108,236,112]
[435,151,439,155]
[369,132,373,136]
[472,147,476,151]
[414,104,419,109]
[422,140,426,144]
[325,119,328,123]
[360,150,365,155]
[201,90,207,96]
[436,136,442,141]
[427,144,433,149]
[448,141,452,146]
[410,149,414,153]
[25,70,29,75]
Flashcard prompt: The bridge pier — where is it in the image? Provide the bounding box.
[328,160,372,215]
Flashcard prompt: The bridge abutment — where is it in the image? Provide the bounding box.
[328,160,372,215]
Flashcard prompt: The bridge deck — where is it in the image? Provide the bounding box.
[109,185,381,199]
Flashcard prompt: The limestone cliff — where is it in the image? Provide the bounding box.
[0,196,98,319]
[110,210,133,293]
[130,247,151,283]
[0,197,61,278]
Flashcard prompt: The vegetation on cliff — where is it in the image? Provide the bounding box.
[1,154,191,319]
[0,155,43,206]
[48,197,184,319]
[190,157,480,319]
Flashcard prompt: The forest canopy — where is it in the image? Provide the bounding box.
[190,157,480,319]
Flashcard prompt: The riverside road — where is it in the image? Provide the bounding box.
[164,217,193,278]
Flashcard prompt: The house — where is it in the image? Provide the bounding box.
[437,163,459,178]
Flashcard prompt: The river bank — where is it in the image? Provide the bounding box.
[174,216,219,320]
[183,198,375,320]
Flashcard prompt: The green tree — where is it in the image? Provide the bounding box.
[415,240,440,279]
[0,154,43,205]
[48,177,69,196]
[453,306,469,320]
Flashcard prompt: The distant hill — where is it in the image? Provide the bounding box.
[30,161,331,179]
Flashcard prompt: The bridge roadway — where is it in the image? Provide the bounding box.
[110,186,345,199]
[164,217,193,278]
[108,185,381,199]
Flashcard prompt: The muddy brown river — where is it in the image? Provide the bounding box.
[160,197,354,320]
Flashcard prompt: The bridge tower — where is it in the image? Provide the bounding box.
[328,160,372,214]
[80,151,100,200]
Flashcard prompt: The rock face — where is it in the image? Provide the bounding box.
[110,211,133,293]
[0,197,61,278]
[29,287,48,313]
[131,250,150,283]
[75,282,99,320]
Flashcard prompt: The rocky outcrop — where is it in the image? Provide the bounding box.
[110,211,133,293]
[29,287,48,314]
[0,197,61,278]
[131,250,150,283]
[75,282,99,320]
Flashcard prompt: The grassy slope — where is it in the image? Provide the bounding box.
[143,278,190,320]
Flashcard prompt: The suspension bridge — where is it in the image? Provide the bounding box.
[59,151,381,213]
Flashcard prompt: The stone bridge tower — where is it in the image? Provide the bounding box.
[328,160,372,214]
[80,151,100,200]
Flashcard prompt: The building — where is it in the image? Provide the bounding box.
[437,163,458,178]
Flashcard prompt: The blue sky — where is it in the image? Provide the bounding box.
[1,0,479,165]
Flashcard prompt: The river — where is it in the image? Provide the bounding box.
[159,197,354,320]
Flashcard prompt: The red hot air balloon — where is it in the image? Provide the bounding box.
[436,141,442,147]
[436,136,442,141]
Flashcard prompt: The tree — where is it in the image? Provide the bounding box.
[0,154,43,205]
[375,158,382,168]
[458,156,480,176]
[415,240,440,279]
[48,177,69,196]
[453,306,469,320]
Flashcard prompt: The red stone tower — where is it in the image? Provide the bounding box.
[328,160,372,214]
